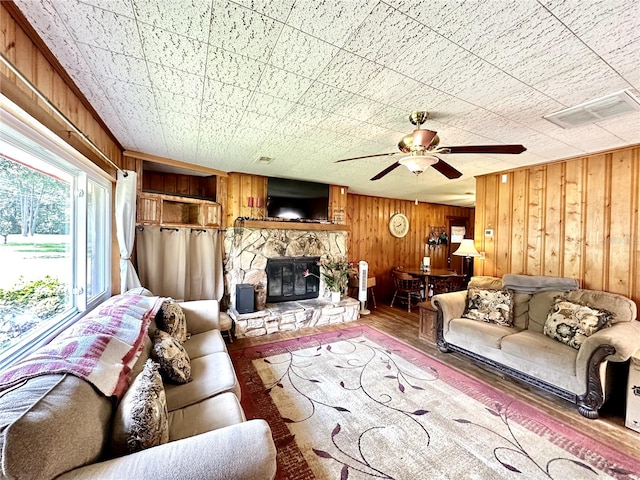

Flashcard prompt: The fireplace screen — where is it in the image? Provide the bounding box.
[266,256,320,303]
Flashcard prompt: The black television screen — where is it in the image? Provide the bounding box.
[267,178,329,221]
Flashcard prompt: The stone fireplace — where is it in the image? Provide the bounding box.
[223,224,359,337]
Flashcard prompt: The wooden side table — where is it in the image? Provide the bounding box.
[418,301,437,344]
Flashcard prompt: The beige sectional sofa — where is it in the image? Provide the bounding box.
[0,295,277,479]
[432,275,640,419]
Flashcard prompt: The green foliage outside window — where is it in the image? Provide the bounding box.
[0,276,68,353]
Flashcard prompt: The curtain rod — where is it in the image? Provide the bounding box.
[0,53,126,176]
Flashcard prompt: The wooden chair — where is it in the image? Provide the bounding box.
[431,275,465,297]
[390,271,424,312]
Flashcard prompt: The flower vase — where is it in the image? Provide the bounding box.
[331,291,341,304]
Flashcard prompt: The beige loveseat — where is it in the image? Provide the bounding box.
[0,294,277,479]
[432,275,640,419]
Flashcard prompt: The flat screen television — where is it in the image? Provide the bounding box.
[267,177,329,221]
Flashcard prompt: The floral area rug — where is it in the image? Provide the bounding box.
[230,326,640,480]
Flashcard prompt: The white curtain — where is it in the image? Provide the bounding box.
[136,226,224,301]
[115,170,142,293]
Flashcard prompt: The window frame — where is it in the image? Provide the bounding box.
[0,96,113,370]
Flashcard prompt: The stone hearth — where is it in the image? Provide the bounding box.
[229,296,360,337]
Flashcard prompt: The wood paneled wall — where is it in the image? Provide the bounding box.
[225,173,268,226]
[1,2,123,293]
[347,194,475,299]
[475,145,640,310]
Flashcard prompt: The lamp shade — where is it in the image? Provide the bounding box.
[452,239,481,257]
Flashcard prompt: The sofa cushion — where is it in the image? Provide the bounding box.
[468,276,503,290]
[111,359,169,456]
[164,352,240,411]
[168,391,246,441]
[447,317,520,349]
[527,291,562,333]
[463,288,514,326]
[184,329,227,359]
[0,374,111,480]
[565,289,636,324]
[543,298,612,350]
[152,330,192,384]
[157,300,188,342]
[501,330,578,376]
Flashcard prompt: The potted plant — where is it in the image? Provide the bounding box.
[303,256,351,303]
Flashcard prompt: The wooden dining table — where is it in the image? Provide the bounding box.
[396,267,464,298]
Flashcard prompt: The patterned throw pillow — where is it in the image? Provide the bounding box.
[156,300,188,342]
[462,288,514,326]
[543,298,613,350]
[152,330,192,384]
[111,359,169,456]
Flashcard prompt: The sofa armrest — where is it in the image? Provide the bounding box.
[177,300,221,334]
[431,290,467,332]
[56,420,277,480]
[577,320,640,368]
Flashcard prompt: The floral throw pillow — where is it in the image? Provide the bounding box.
[111,359,169,456]
[156,300,188,342]
[152,330,192,384]
[543,298,613,350]
[462,288,514,326]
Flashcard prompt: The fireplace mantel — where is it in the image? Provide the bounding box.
[237,219,349,231]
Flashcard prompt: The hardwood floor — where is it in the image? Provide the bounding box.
[228,303,640,460]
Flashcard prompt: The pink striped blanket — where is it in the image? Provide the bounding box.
[0,293,164,398]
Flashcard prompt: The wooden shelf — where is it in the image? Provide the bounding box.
[238,220,349,231]
[137,193,221,228]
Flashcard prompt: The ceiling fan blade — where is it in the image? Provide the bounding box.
[431,158,463,179]
[371,162,402,181]
[443,144,527,154]
[335,152,397,163]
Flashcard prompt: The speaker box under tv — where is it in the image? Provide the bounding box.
[235,284,254,314]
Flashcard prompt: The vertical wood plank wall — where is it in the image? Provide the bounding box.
[225,173,268,226]
[475,145,640,311]
[347,195,474,299]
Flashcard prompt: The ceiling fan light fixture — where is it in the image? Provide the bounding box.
[399,154,439,175]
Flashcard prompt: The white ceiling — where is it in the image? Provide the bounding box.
[14,0,640,207]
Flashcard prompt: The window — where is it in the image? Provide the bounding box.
[0,100,111,369]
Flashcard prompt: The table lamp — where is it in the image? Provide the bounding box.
[452,239,481,280]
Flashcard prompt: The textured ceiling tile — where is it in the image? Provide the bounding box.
[202,78,253,109]
[15,0,69,40]
[133,0,212,41]
[76,0,134,17]
[386,0,467,28]
[158,109,200,133]
[139,24,207,75]
[540,0,639,53]
[255,66,314,103]
[100,79,158,120]
[357,68,420,105]
[596,111,640,142]
[154,91,202,116]
[367,105,414,132]
[286,0,377,47]
[77,43,150,85]
[240,112,281,133]
[229,0,296,20]
[284,104,329,127]
[386,33,468,83]
[343,3,422,66]
[208,0,283,61]
[269,26,339,79]
[603,39,640,88]
[472,10,593,86]
[198,120,237,142]
[147,62,204,99]
[316,51,383,94]
[297,82,354,113]
[205,46,265,90]
[247,93,295,119]
[37,34,94,75]
[331,96,387,122]
[533,62,631,106]
[319,113,368,136]
[486,87,564,124]
[199,103,243,124]
[433,1,538,48]
[55,0,142,57]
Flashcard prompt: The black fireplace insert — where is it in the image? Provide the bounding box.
[266,256,321,303]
